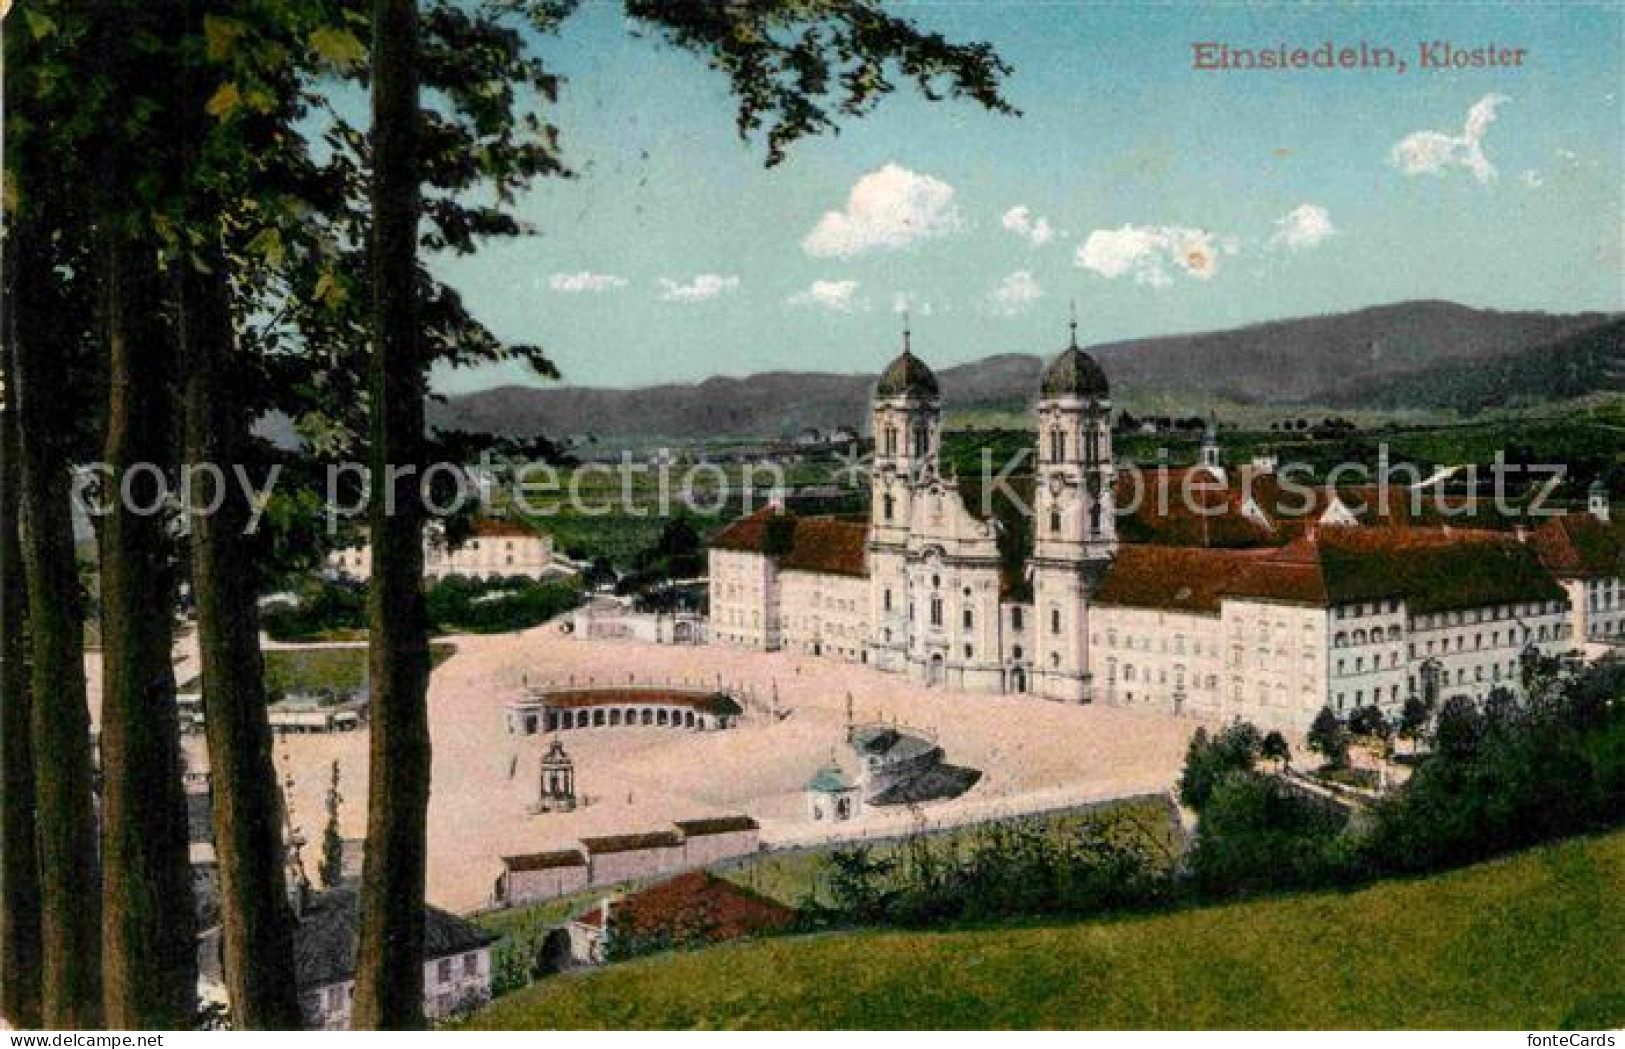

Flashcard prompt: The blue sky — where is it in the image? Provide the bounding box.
[428,1,1624,394]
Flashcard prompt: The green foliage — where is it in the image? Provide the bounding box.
[1432,694,1484,760]
[1186,773,1350,897]
[1347,704,1391,742]
[1398,693,1435,742]
[264,574,581,640]
[424,574,583,634]
[624,0,1014,166]
[319,761,345,890]
[1261,730,1291,768]
[1178,723,1262,811]
[760,515,796,557]
[1362,659,1625,875]
[810,810,1174,929]
[1307,706,1350,768]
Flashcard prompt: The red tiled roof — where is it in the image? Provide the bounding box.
[673,815,759,837]
[535,688,742,716]
[501,849,587,872]
[780,518,868,577]
[709,509,868,577]
[468,518,541,539]
[1103,526,1566,614]
[580,831,683,855]
[1532,513,1625,579]
[1095,546,1279,614]
[575,872,795,940]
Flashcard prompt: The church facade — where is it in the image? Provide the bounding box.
[706,330,1621,732]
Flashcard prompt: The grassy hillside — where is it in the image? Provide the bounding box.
[466,828,1625,1030]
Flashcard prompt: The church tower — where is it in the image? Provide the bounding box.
[1200,417,1223,475]
[1031,312,1115,703]
[868,321,940,672]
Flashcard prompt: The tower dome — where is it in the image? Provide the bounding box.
[1040,317,1109,399]
[875,325,939,399]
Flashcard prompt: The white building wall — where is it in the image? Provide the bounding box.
[1223,600,1331,732]
[780,571,872,663]
[1092,605,1226,718]
[1405,598,1571,707]
[329,529,555,582]
[707,548,780,650]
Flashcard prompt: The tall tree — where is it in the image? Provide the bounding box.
[0,253,44,1030]
[5,5,106,1026]
[352,0,431,1029]
[343,0,1010,1029]
[91,7,201,1024]
[175,1,312,1027]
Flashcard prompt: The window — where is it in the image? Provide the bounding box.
[883,589,892,612]
[437,959,453,983]
[463,953,478,977]
[1011,607,1024,631]
[1049,427,1065,462]
[1051,608,1062,634]
[885,427,898,456]
[963,608,974,630]
[929,597,943,627]
[883,493,895,521]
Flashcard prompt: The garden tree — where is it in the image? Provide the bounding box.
[1261,730,1291,770]
[352,0,1012,1027]
[3,6,108,1028]
[0,263,44,1029]
[1397,693,1435,753]
[320,762,346,889]
[1186,772,1347,897]
[1177,723,1262,811]
[1306,706,1349,769]
[169,0,578,1025]
[1433,694,1485,761]
[1347,704,1391,744]
[1482,686,1524,735]
[87,1,200,1025]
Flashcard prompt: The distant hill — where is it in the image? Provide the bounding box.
[431,301,1617,440]
[1326,317,1625,412]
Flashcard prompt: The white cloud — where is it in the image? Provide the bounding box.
[787,279,865,313]
[802,163,963,258]
[989,270,1043,315]
[548,271,627,293]
[891,291,935,316]
[1390,93,1509,183]
[1001,205,1055,247]
[1076,225,1238,287]
[656,274,740,303]
[1268,204,1336,250]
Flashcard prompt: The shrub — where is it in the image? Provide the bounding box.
[1307,706,1349,768]
[1178,722,1263,811]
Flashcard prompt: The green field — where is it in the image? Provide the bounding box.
[261,642,457,698]
[466,828,1625,1030]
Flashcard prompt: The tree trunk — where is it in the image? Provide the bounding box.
[0,248,45,1031]
[96,228,198,1028]
[352,0,430,1030]
[178,254,305,1030]
[8,155,104,1037]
